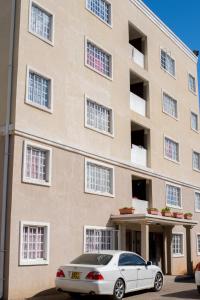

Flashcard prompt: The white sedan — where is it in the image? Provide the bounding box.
[195,262,200,293]
[55,250,163,299]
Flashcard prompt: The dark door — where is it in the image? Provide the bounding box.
[149,232,163,269]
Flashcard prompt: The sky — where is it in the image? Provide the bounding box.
[142,0,200,94]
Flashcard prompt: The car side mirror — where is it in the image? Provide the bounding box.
[146,261,152,266]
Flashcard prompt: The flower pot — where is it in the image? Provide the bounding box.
[173,212,184,219]
[119,208,134,215]
[161,211,172,217]
[184,214,192,220]
[147,209,159,215]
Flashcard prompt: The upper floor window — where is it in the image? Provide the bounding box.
[20,221,49,265]
[161,49,175,77]
[86,98,113,135]
[86,0,111,25]
[191,112,198,131]
[193,151,200,171]
[85,159,114,196]
[166,184,181,208]
[164,137,179,162]
[86,40,112,78]
[30,2,53,43]
[195,192,200,212]
[188,74,196,94]
[172,234,183,256]
[23,141,52,186]
[27,69,52,111]
[163,93,177,119]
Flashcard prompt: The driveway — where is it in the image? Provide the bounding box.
[28,276,199,300]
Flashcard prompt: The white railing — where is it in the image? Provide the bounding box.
[132,198,148,214]
[130,92,146,116]
[130,45,144,68]
[131,144,147,167]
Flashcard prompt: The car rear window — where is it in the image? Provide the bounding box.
[71,254,113,265]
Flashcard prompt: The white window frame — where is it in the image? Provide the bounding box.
[85,158,115,197]
[197,234,200,256]
[25,66,53,113]
[22,140,52,186]
[164,135,180,164]
[29,0,54,45]
[195,191,200,213]
[191,111,199,132]
[165,182,182,209]
[84,96,114,137]
[192,150,200,172]
[19,221,50,265]
[85,37,113,80]
[85,0,112,27]
[83,225,117,253]
[172,233,184,257]
[188,73,197,95]
[160,48,176,78]
[162,90,178,120]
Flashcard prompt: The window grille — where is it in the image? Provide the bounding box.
[161,50,175,76]
[28,71,50,108]
[87,0,111,24]
[197,235,200,254]
[85,228,117,252]
[87,41,112,77]
[165,137,179,161]
[163,93,177,118]
[172,234,183,255]
[166,184,181,207]
[87,99,112,133]
[31,3,52,40]
[189,74,196,93]
[195,193,200,211]
[191,112,198,131]
[26,146,47,181]
[193,151,200,171]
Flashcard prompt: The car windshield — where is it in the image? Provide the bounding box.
[71,254,113,265]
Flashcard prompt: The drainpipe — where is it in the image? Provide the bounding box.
[0,0,16,298]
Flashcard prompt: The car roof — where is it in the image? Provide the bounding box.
[83,250,140,256]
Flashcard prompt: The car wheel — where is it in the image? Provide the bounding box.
[197,285,200,293]
[153,272,163,292]
[112,278,125,300]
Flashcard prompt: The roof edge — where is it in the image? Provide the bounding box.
[129,0,198,64]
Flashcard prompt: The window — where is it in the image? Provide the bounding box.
[30,2,53,42]
[191,112,198,131]
[86,40,112,78]
[118,253,145,266]
[86,0,111,25]
[188,74,196,94]
[27,69,51,110]
[164,137,179,162]
[84,226,116,253]
[23,141,52,186]
[161,49,175,76]
[163,93,177,118]
[86,98,113,135]
[20,221,49,265]
[166,184,181,208]
[172,234,183,256]
[195,192,200,212]
[86,160,114,196]
[193,151,200,171]
[197,235,200,255]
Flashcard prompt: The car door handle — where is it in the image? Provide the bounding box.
[137,268,142,270]
[120,268,125,271]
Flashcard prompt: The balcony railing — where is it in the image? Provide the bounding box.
[130,45,144,68]
[131,144,147,167]
[132,198,148,214]
[130,92,146,116]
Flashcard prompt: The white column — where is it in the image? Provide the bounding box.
[141,223,149,260]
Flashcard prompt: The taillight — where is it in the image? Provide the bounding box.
[56,269,65,278]
[196,263,200,271]
[86,271,104,281]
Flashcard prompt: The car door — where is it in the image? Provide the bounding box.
[118,253,138,292]
[132,254,154,289]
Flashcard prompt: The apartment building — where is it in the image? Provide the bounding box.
[0,0,199,299]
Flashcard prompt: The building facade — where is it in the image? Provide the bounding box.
[0,0,200,299]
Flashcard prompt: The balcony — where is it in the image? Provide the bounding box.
[132,176,151,214]
[130,44,144,68]
[131,144,147,167]
[130,91,146,116]
[132,198,148,214]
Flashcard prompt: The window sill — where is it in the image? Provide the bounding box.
[160,66,176,79]
[85,124,114,138]
[20,259,49,266]
[172,254,184,258]
[86,7,112,28]
[85,63,113,81]
[85,189,114,198]
[28,29,54,46]
[162,110,178,121]
[166,204,182,210]
[25,99,53,114]
[22,177,51,187]
[193,168,200,174]
[164,156,180,165]
[191,128,199,134]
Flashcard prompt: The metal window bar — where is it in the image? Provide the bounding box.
[31,4,52,40]
[191,113,198,130]
[87,0,111,24]
[167,185,180,207]
[26,146,47,181]
[193,152,200,170]
[87,162,112,194]
[28,72,49,108]
[163,93,177,118]
[165,138,178,161]
[87,99,111,133]
[22,226,45,260]
[85,228,118,253]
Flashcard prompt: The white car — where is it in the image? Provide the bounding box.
[195,262,200,293]
[55,250,163,299]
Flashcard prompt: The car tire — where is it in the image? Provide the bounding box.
[153,272,163,292]
[111,278,125,300]
[197,285,200,293]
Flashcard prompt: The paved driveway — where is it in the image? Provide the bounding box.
[29,276,199,300]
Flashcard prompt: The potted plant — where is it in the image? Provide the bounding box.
[184,212,193,220]
[119,207,135,215]
[161,207,172,217]
[173,212,184,219]
[147,208,159,215]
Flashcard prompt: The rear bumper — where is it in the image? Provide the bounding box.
[195,271,200,285]
[55,278,113,295]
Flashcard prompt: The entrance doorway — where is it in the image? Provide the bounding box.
[126,230,141,255]
[149,232,164,269]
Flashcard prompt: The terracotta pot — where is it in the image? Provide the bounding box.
[147,209,159,215]
[173,212,184,219]
[161,211,172,217]
[184,214,192,220]
[119,208,134,215]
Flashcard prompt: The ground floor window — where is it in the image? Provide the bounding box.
[172,233,183,256]
[20,221,50,265]
[197,235,200,255]
[84,226,117,253]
